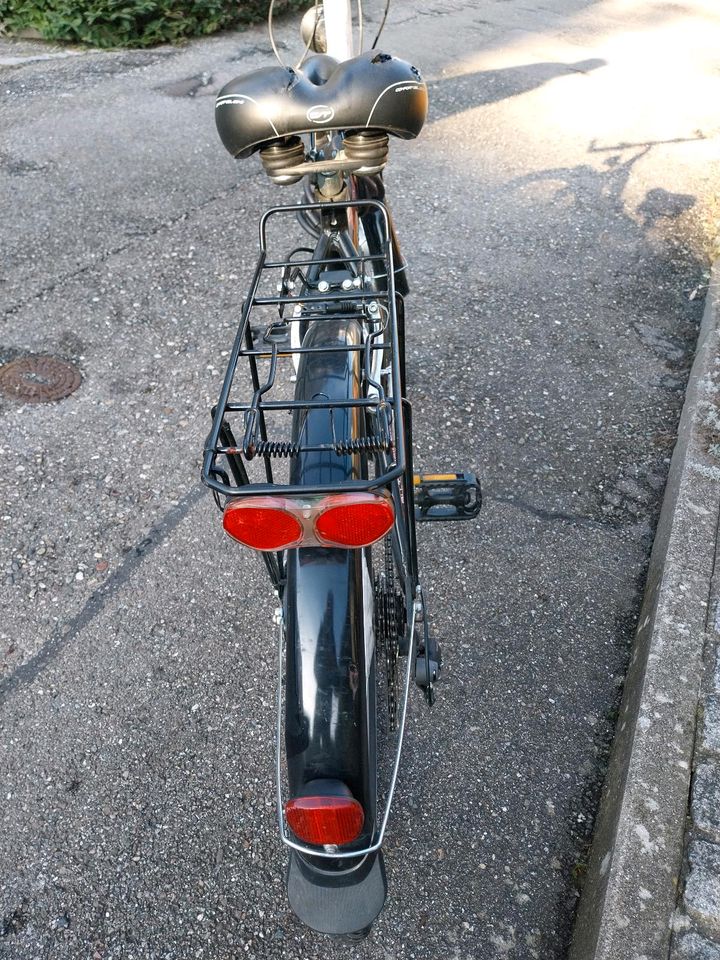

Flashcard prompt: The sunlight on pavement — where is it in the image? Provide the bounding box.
[428,0,720,251]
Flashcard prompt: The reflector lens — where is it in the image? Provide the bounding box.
[222,492,394,551]
[285,796,365,846]
[223,500,303,551]
[314,495,394,547]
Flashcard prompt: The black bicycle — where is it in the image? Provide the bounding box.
[202,0,481,938]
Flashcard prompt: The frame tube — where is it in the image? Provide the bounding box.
[323,0,354,61]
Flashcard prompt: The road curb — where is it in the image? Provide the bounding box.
[569,262,720,960]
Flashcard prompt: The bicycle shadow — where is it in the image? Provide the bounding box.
[507,139,702,953]
[405,131,706,956]
[426,58,607,121]
[502,136,700,237]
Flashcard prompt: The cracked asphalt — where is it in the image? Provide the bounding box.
[1,0,719,957]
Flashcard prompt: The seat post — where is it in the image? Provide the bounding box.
[323,0,354,62]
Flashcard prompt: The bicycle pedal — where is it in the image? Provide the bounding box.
[413,472,481,522]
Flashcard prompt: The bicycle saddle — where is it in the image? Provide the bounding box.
[215,51,428,159]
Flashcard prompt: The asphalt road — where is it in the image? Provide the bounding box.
[1,1,719,957]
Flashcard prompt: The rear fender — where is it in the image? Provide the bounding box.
[284,317,377,844]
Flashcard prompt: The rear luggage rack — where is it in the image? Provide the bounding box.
[202,199,406,502]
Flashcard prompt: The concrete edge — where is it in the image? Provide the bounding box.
[569,262,720,960]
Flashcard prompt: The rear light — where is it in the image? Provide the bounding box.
[314,493,395,547]
[222,491,394,551]
[285,795,365,846]
[223,497,303,551]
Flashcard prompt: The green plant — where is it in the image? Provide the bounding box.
[0,0,305,48]
[708,193,720,263]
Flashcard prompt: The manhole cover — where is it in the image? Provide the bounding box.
[0,355,81,403]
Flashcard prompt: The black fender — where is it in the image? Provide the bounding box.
[283,316,386,932]
[354,174,409,298]
[284,546,376,833]
[285,316,376,835]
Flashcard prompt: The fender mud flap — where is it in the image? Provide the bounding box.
[287,849,387,935]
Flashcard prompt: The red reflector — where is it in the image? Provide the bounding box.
[314,495,394,547]
[223,498,303,551]
[285,796,365,846]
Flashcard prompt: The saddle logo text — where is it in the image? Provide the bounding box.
[215,95,248,108]
[306,104,335,124]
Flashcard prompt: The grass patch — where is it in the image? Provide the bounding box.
[0,0,306,48]
[702,193,720,263]
[707,193,720,264]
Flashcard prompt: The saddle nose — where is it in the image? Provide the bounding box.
[302,53,338,86]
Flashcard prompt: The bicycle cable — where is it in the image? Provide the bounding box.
[267,0,288,68]
[371,0,391,48]
[295,0,321,69]
[269,0,368,68]
[268,0,320,70]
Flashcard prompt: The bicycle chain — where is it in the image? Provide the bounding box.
[374,538,405,729]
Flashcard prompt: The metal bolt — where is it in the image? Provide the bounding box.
[318,280,330,293]
[368,300,379,315]
[341,278,353,291]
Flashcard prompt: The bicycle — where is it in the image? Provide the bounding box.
[202,0,481,938]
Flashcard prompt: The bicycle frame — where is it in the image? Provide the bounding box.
[323,0,354,60]
[203,1,455,936]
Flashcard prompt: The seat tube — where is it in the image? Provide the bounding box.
[323,0,354,61]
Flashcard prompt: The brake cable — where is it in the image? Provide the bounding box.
[371,0,391,48]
